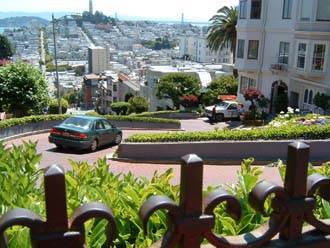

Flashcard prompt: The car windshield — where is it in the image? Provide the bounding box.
[62,117,92,130]
[217,102,230,108]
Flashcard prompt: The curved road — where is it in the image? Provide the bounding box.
[5,118,283,187]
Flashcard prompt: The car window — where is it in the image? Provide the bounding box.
[95,121,105,130]
[228,104,238,110]
[102,120,113,129]
[217,102,229,108]
[63,117,92,130]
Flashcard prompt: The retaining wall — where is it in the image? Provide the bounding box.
[117,140,330,164]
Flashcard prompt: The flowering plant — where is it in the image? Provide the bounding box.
[180,95,199,108]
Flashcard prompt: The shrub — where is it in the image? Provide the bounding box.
[128,96,149,114]
[180,95,199,108]
[110,101,130,115]
[48,98,69,114]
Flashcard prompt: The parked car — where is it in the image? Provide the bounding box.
[204,101,240,122]
[48,116,122,152]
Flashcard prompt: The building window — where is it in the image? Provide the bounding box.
[250,0,262,19]
[312,44,326,71]
[282,0,292,19]
[301,0,313,21]
[308,90,313,104]
[248,40,259,59]
[113,97,117,102]
[317,0,330,21]
[240,76,256,93]
[237,39,245,58]
[278,42,290,64]
[113,84,117,92]
[296,43,307,69]
[239,0,247,19]
[304,89,308,103]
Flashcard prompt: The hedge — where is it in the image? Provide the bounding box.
[0,113,180,130]
[125,124,330,143]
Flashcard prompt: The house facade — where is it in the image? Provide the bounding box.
[236,0,330,113]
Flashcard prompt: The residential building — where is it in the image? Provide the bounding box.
[82,72,139,113]
[236,0,330,113]
[88,46,110,74]
[179,34,233,64]
[142,63,233,111]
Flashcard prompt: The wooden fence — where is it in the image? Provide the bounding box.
[0,141,330,247]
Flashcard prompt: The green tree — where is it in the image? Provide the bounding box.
[156,73,201,109]
[314,92,330,112]
[125,92,134,102]
[207,6,238,62]
[201,75,238,105]
[111,101,131,115]
[0,34,14,60]
[0,62,49,117]
[128,96,148,113]
[48,98,69,114]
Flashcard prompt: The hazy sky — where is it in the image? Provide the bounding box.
[2,0,239,21]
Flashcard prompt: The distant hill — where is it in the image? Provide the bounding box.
[0,16,49,27]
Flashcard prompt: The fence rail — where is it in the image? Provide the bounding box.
[0,141,330,247]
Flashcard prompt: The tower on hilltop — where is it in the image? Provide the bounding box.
[89,0,93,15]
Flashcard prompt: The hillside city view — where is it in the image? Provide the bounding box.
[2,0,330,247]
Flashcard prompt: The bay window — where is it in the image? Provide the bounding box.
[312,44,326,71]
[296,43,307,69]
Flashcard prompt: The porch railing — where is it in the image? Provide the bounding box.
[0,141,330,247]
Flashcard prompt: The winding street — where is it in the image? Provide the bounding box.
[5,118,283,188]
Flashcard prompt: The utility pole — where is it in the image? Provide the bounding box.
[52,13,62,114]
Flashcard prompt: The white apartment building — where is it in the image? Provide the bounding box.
[88,46,110,74]
[179,34,233,64]
[236,0,330,113]
[142,64,233,111]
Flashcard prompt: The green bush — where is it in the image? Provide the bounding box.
[128,96,149,114]
[85,112,180,124]
[48,98,69,114]
[125,124,330,143]
[0,114,70,129]
[110,101,131,115]
[0,141,177,247]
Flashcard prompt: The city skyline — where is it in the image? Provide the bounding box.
[1,0,239,22]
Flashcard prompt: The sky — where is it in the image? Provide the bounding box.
[1,0,239,22]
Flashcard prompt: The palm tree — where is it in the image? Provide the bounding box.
[207,6,238,63]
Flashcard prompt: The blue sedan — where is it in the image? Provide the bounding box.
[48,116,122,152]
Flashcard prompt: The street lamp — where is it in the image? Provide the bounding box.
[52,13,62,114]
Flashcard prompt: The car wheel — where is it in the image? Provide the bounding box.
[114,133,122,145]
[56,144,63,150]
[90,139,98,152]
[216,114,224,122]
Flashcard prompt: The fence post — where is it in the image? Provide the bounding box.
[30,164,84,247]
[178,154,204,247]
[280,141,310,240]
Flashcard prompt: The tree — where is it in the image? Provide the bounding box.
[128,96,148,114]
[207,6,238,62]
[0,62,50,117]
[111,102,130,115]
[156,73,201,109]
[0,34,14,60]
[48,98,69,114]
[124,92,134,102]
[201,75,238,106]
[314,92,330,113]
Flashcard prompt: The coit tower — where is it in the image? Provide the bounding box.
[89,0,93,14]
